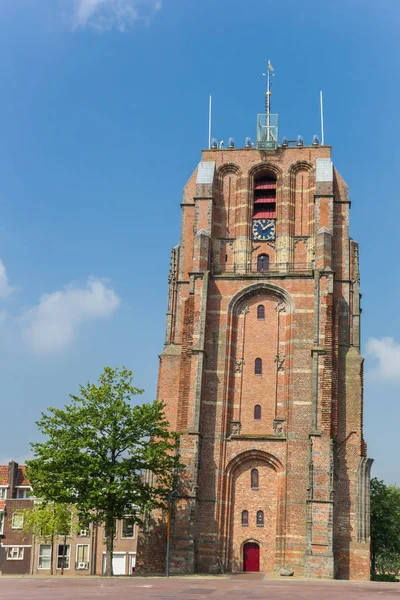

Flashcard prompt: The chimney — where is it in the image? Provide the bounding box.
[8,461,18,499]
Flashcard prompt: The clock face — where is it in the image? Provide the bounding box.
[252,219,276,241]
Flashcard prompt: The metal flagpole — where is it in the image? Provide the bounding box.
[266,62,271,142]
[208,94,212,149]
[320,90,325,145]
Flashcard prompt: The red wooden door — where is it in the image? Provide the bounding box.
[243,542,260,572]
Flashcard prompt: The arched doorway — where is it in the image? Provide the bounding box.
[243,542,260,572]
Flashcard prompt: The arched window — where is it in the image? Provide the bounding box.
[254,405,261,420]
[241,510,248,526]
[255,358,262,375]
[257,305,265,320]
[251,469,259,489]
[257,510,264,526]
[257,254,269,272]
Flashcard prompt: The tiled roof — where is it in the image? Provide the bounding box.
[17,466,30,486]
[0,464,30,486]
[0,466,8,486]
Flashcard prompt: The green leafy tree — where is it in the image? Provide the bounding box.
[22,502,74,575]
[370,477,400,578]
[27,366,180,576]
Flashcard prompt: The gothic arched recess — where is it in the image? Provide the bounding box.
[220,449,285,573]
[222,282,294,438]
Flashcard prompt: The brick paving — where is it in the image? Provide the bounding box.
[0,576,400,600]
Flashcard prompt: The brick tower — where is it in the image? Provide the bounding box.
[144,84,372,579]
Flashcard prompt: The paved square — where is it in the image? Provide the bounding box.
[0,577,400,600]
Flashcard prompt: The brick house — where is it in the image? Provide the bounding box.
[0,461,34,574]
[31,516,138,575]
[137,97,373,579]
[0,462,138,575]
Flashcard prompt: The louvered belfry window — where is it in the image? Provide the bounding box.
[253,177,276,219]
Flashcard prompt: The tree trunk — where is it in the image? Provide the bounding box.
[50,536,54,576]
[105,516,114,576]
[61,534,67,575]
[90,521,97,575]
[31,535,36,575]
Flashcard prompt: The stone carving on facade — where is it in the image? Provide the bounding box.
[235,357,245,373]
[241,305,250,316]
[189,274,195,294]
[168,246,178,284]
[273,418,285,436]
[275,302,286,314]
[230,421,241,436]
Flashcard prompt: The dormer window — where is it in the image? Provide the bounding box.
[16,488,32,499]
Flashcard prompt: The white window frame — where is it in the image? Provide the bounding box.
[76,544,90,569]
[121,516,135,539]
[56,544,71,570]
[0,487,7,500]
[6,547,24,560]
[15,487,32,499]
[11,512,24,529]
[0,510,4,535]
[38,544,52,570]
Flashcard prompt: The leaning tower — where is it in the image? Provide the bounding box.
[141,81,372,580]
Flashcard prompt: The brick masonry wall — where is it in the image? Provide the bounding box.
[143,145,371,580]
[0,499,34,574]
[30,519,138,576]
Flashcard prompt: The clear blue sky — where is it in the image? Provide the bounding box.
[0,0,399,483]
